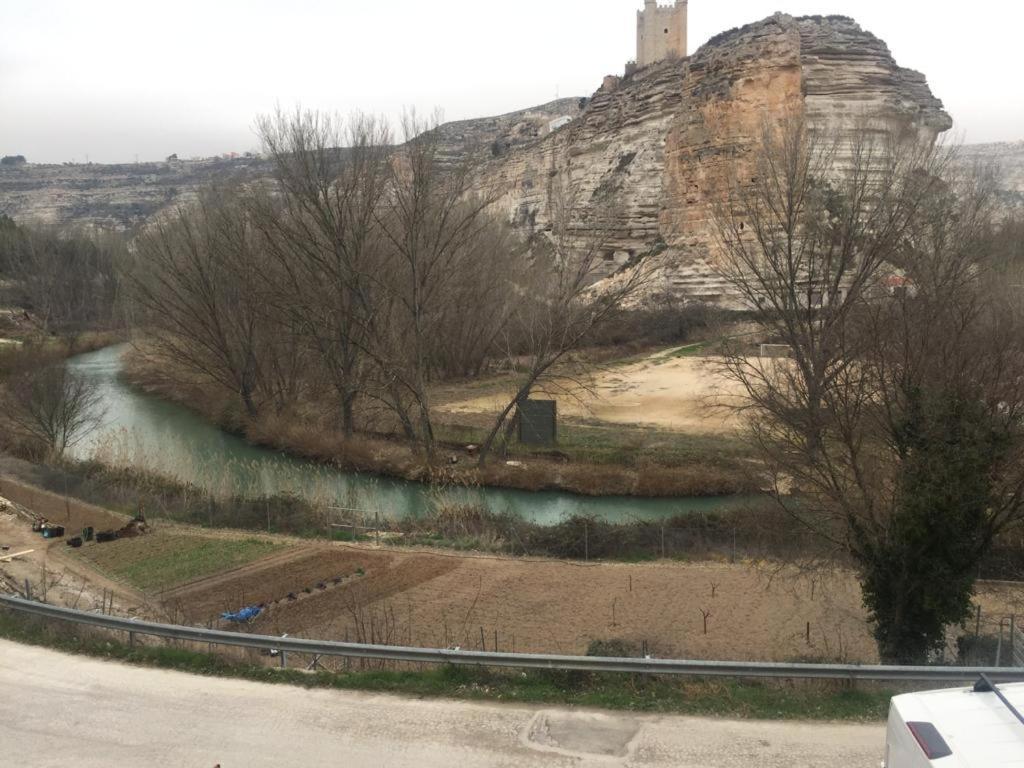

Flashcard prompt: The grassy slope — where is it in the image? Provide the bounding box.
[0,611,892,721]
[77,531,279,592]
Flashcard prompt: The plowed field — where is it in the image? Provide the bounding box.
[162,540,883,662]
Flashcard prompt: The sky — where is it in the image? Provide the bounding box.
[1,0,1021,164]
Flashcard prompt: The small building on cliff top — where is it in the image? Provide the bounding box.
[636,1,688,68]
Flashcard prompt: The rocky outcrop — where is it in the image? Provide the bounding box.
[0,13,980,303]
[0,156,270,229]
[959,141,1024,213]
[473,14,954,304]
[428,98,587,167]
[0,102,587,231]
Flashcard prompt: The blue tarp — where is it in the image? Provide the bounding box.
[221,606,262,623]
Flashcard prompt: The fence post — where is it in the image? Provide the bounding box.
[976,605,982,638]
[1011,616,1016,666]
[996,621,1004,668]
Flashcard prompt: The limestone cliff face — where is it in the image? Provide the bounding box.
[428,98,587,168]
[1,14,962,285]
[474,14,953,303]
[959,141,1024,213]
[0,157,271,229]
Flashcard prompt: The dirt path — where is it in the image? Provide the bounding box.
[0,508,148,617]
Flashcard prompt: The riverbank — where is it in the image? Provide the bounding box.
[0,453,793,561]
[121,344,760,499]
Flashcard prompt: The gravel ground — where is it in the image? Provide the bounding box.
[0,639,886,768]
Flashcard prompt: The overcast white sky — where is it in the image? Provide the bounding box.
[1,0,1020,164]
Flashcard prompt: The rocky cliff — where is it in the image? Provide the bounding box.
[2,13,1002,303]
[473,14,955,303]
[0,156,271,230]
[959,141,1024,212]
[0,101,587,231]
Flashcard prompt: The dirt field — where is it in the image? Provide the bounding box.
[439,350,745,435]
[4,480,1021,665]
[0,490,145,617]
[156,536,877,662]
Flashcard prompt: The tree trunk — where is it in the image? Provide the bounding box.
[477,385,532,468]
[341,393,356,438]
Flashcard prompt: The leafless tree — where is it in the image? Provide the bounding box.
[476,171,664,466]
[2,364,104,460]
[128,188,286,417]
[0,221,122,345]
[366,110,508,459]
[713,115,1024,662]
[252,109,393,435]
[424,219,522,380]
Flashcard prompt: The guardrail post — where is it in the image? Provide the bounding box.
[280,650,287,669]
[1011,616,1016,666]
[129,631,135,649]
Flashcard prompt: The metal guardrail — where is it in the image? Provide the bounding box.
[3,594,1024,683]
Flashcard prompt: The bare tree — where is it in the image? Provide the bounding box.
[424,219,522,381]
[476,171,663,466]
[713,115,1024,662]
[252,109,393,435]
[2,364,104,460]
[128,188,282,417]
[0,221,122,345]
[367,110,507,459]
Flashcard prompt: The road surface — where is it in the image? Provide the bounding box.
[0,640,885,767]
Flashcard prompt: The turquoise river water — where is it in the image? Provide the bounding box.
[66,345,750,526]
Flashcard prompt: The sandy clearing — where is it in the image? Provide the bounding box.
[439,352,746,434]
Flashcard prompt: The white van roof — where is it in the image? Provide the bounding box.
[891,682,1024,767]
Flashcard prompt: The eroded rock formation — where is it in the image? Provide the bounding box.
[472,14,954,303]
[0,156,270,229]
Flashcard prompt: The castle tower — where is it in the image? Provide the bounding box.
[636,0,688,67]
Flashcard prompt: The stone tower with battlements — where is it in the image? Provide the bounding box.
[636,0,688,67]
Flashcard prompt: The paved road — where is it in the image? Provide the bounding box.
[0,640,885,767]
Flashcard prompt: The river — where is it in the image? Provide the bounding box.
[66,345,750,525]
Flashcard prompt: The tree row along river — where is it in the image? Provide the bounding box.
[67,345,750,526]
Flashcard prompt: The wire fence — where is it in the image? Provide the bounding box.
[4,594,1024,684]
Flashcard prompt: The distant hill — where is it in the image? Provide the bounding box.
[0,156,271,229]
[0,99,586,231]
[958,141,1024,212]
